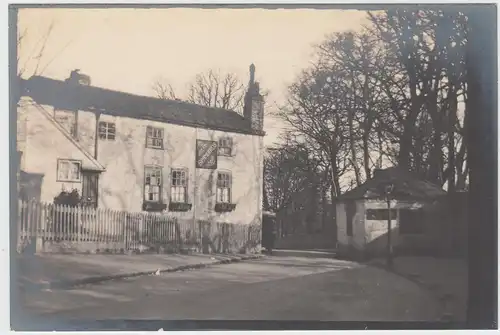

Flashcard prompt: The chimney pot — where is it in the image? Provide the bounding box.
[249,63,255,85]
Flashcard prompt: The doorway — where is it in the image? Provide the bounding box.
[82,171,99,208]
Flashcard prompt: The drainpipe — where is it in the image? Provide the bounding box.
[94,112,101,159]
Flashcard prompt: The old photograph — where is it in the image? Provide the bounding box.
[10,4,497,331]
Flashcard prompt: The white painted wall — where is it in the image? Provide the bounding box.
[364,199,425,249]
[336,202,347,245]
[18,99,264,226]
[18,99,94,201]
[336,200,365,249]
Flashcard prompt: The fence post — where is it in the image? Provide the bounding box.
[77,205,81,244]
[122,212,127,251]
[35,201,44,253]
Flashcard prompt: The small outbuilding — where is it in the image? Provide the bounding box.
[336,167,448,259]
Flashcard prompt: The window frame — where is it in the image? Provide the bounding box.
[217,137,233,157]
[145,126,164,149]
[56,159,82,182]
[143,165,163,203]
[365,208,398,221]
[216,171,232,204]
[98,121,116,140]
[170,168,188,203]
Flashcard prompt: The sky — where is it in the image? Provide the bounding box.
[18,8,370,146]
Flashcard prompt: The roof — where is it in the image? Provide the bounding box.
[338,167,447,201]
[32,102,106,172]
[21,76,264,136]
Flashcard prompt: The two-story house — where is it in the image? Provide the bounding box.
[16,65,266,227]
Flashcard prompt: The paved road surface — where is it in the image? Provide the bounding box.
[19,256,441,322]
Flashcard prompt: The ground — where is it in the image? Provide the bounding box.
[18,256,442,324]
[369,256,468,321]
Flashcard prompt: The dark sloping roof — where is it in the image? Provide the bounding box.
[21,76,264,136]
[338,167,447,201]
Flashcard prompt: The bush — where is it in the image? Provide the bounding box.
[53,189,82,207]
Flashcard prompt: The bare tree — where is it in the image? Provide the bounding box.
[152,69,261,115]
[369,9,469,188]
[16,18,74,106]
[277,66,351,197]
[187,70,246,112]
[17,19,73,79]
[151,76,178,100]
[263,138,324,234]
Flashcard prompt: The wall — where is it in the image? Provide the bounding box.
[19,99,264,227]
[17,99,97,202]
[363,199,441,256]
[336,200,365,253]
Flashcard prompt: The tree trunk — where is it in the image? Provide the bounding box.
[362,132,371,180]
[447,87,457,193]
[348,72,361,186]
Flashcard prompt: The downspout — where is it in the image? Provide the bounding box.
[94,112,101,159]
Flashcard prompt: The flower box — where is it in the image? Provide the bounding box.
[142,202,167,212]
[215,203,237,213]
[168,202,192,212]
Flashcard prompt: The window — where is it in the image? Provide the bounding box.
[218,137,233,156]
[98,121,116,140]
[366,209,398,221]
[146,126,164,149]
[57,159,81,182]
[144,166,162,202]
[216,172,232,203]
[399,209,425,235]
[170,168,188,203]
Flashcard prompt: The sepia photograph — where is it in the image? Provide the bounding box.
[9,3,497,331]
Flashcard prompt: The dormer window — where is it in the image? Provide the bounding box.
[218,137,232,156]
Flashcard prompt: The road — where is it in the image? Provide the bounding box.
[18,256,441,323]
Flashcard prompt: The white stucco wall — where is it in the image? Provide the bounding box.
[336,200,365,249]
[18,99,264,226]
[336,203,347,245]
[364,199,425,250]
[18,99,94,201]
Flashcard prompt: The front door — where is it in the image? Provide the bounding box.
[82,171,99,208]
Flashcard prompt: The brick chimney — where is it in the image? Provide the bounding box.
[243,64,264,132]
[65,69,91,86]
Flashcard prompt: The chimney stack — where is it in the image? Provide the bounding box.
[243,63,264,132]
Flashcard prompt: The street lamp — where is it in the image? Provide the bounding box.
[383,183,395,268]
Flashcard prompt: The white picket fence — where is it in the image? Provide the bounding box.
[17,200,262,254]
[17,200,181,252]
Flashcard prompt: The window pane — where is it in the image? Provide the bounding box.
[58,161,69,179]
[366,209,397,221]
[70,162,80,180]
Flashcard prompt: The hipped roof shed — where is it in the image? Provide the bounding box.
[338,167,447,201]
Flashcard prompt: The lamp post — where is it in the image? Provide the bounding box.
[384,183,395,268]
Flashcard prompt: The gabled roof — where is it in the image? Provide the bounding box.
[31,101,106,172]
[338,167,447,201]
[21,76,264,136]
